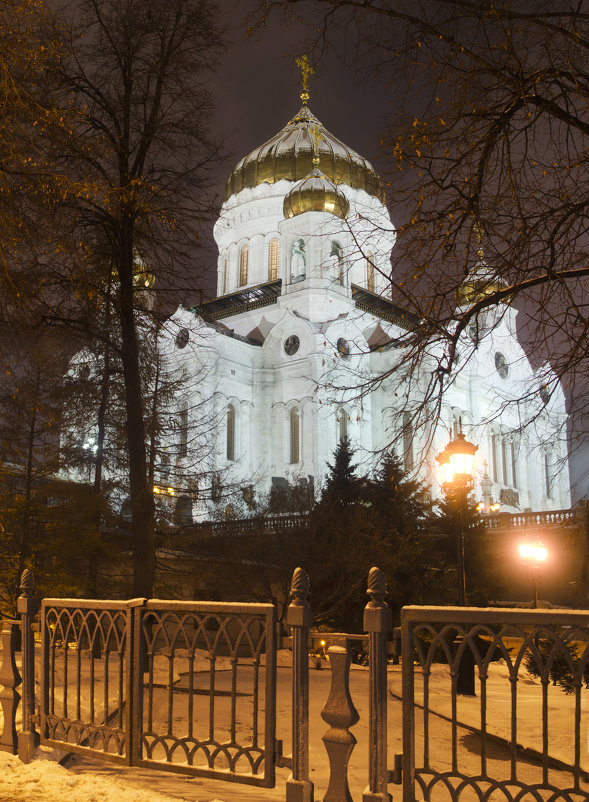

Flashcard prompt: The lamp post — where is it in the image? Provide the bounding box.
[437,430,478,696]
[436,431,478,606]
[518,541,548,608]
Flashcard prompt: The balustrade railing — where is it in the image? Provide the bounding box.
[483,508,579,529]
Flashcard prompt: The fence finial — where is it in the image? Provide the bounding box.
[19,569,34,598]
[367,566,386,606]
[290,566,310,605]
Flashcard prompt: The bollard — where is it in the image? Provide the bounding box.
[322,643,359,802]
[286,567,314,802]
[18,569,39,763]
[362,567,392,802]
[0,620,21,754]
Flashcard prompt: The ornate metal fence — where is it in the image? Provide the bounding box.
[38,596,277,786]
[401,606,589,802]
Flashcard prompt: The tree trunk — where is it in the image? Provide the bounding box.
[118,219,155,599]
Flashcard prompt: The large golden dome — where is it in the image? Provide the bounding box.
[224,104,386,203]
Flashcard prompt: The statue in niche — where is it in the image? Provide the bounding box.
[291,238,306,282]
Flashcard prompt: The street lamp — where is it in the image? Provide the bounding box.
[437,431,478,606]
[437,429,479,696]
[518,541,548,608]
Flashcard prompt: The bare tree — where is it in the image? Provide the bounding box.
[44,0,226,596]
[255,0,588,468]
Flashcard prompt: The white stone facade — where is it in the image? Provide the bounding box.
[157,104,570,522]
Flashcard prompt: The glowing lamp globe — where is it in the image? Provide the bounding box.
[437,432,478,486]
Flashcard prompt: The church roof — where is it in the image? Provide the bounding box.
[224,104,386,203]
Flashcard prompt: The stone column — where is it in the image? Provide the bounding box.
[322,643,359,802]
[0,620,21,754]
[286,567,314,802]
[363,567,392,802]
[18,569,39,763]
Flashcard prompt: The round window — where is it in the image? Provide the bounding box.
[337,337,350,357]
[284,335,300,356]
[175,328,189,349]
[494,352,509,379]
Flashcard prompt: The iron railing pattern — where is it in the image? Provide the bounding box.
[136,600,276,786]
[40,599,135,763]
[38,598,276,786]
[401,606,589,802]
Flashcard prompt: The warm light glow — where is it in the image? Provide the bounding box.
[320,640,326,646]
[153,486,160,494]
[436,432,477,486]
[490,501,501,512]
[519,541,548,563]
[167,487,175,496]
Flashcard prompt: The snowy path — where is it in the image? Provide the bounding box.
[1,662,587,800]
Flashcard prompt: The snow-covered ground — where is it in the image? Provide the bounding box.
[0,652,587,801]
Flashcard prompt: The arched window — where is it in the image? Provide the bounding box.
[501,435,509,485]
[402,411,414,471]
[178,403,188,458]
[174,495,193,526]
[226,404,235,461]
[366,254,375,292]
[291,239,306,281]
[268,238,280,281]
[511,439,519,489]
[544,452,554,499]
[239,244,249,286]
[290,407,300,464]
[222,256,228,294]
[331,241,344,285]
[491,433,499,482]
[338,408,348,442]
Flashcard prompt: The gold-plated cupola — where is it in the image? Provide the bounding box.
[283,123,350,219]
[224,57,385,203]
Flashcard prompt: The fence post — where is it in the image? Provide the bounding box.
[286,567,314,802]
[18,569,39,763]
[322,643,359,802]
[363,567,392,802]
[0,620,21,754]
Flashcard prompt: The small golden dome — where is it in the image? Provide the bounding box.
[456,263,508,306]
[225,104,385,203]
[283,168,350,220]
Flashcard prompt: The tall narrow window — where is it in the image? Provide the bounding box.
[402,411,414,471]
[366,254,375,292]
[491,434,499,481]
[511,440,518,488]
[222,256,228,294]
[544,452,554,499]
[338,408,347,442]
[268,238,280,281]
[291,239,306,281]
[331,241,344,285]
[178,404,188,458]
[239,244,248,286]
[290,407,300,464]
[226,404,235,461]
[501,436,509,485]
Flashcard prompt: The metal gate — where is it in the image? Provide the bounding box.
[400,605,589,802]
[39,597,277,787]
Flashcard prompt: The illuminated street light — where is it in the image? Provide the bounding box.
[437,430,478,606]
[518,540,548,608]
[437,428,479,696]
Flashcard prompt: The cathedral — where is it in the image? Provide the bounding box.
[153,75,570,523]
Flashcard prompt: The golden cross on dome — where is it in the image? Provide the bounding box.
[296,54,315,104]
[309,123,324,165]
[473,219,485,258]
